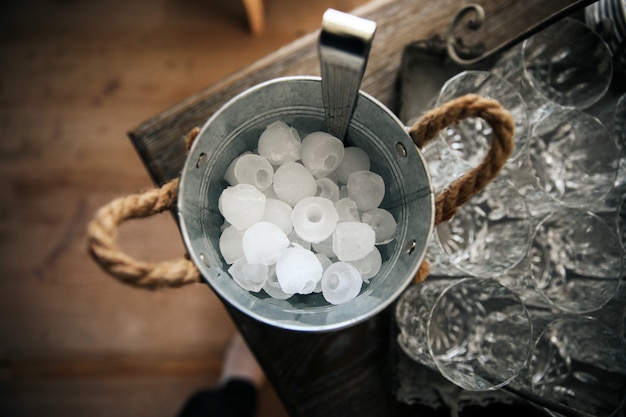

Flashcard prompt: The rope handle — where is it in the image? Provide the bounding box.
[87,128,202,289]
[409,94,515,282]
[87,94,514,289]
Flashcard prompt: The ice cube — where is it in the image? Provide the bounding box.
[272,161,317,206]
[334,198,360,222]
[219,225,245,264]
[324,170,340,184]
[316,253,333,271]
[218,184,266,230]
[300,131,345,177]
[361,208,397,244]
[334,146,370,184]
[275,246,323,294]
[321,262,363,304]
[347,171,385,211]
[258,121,301,165]
[311,235,336,258]
[228,257,268,292]
[242,221,289,265]
[349,247,382,283]
[224,152,249,185]
[311,235,335,258]
[316,178,340,202]
[262,266,294,300]
[261,198,293,235]
[332,221,376,262]
[313,254,333,293]
[292,196,339,243]
[263,185,280,200]
[339,185,349,199]
[288,231,312,251]
[224,153,273,191]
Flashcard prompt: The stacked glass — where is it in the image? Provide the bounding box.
[396,17,626,416]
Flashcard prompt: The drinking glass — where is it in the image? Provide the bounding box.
[598,92,626,210]
[421,138,472,195]
[427,177,532,278]
[493,18,613,123]
[615,92,626,144]
[529,208,623,314]
[396,278,456,366]
[506,107,620,216]
[515,316,626,417]
[396,278,532,391]
[433,70,529,170]
[620,195,626,252]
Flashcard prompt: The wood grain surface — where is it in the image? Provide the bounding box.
[0,0,367,415]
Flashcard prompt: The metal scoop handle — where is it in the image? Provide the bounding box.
[319,9,376,141]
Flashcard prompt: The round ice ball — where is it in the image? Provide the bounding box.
[261,198,293,235]
[316,253,333,271]
[347,171,385,211]
[361,208,397,244]
[242,221,289,265]
[339,185,349,199]
[321,262,363,305]
[349,247,382,283]
[258,121,301,165]
[334,146,370,184]
[288,231,312,251]
[311,235,335,258]
[263,185,279,200]
[332,221,376,262]
[275,246,323,294]
[262,267,293,300]
[224,153,273,191]
[316,178,340,202]
[218,184,266,230]
[292,196,339,244]
[219,225,245,264]
[334,198,360,222]
[273,161,317,206]
[300,131,345,178]
[228,257,269,292]
[313,254,333,293]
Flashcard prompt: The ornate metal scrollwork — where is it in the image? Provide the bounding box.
[445,0,599,66]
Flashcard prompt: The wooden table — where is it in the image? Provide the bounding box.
[128,0,577,415]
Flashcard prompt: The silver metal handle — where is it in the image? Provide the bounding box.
[319,9,376,141]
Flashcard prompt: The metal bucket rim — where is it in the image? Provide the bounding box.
[178,76,434,332]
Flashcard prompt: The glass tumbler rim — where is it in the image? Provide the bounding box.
[426,277,533,391]
[529,207,624,314]
[528,107,620,208]
[521,17,614,110]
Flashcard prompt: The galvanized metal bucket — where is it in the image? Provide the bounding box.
[177,76,435,332]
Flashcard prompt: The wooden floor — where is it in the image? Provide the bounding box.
[0,0,368,415]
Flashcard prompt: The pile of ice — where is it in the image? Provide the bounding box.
[217,121,397,305]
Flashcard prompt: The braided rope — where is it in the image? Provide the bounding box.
[409,94,515,224]
[87,128,202,289]
[409,94,515,283]
[87,95,514,289]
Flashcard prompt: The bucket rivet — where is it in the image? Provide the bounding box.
[404,240,416,255]
[395,142,407,157]
[196,153,207,169]
[199,253,210,267]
